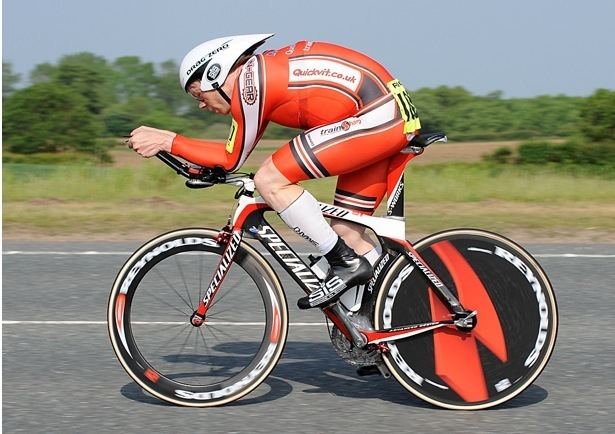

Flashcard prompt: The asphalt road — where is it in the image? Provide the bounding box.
[3,241,615,433]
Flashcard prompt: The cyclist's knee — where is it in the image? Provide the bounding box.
[254,158,289,197]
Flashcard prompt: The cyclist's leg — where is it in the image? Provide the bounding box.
[253,158,303,212]
[258,97,408,308]
[254,160,340,254]
[256,156,389,255]
[331,158,389,255]
[269,96,408,254]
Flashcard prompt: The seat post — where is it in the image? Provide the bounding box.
[386,153,416,219]
[387,173,405,219]
[385,132,446,219]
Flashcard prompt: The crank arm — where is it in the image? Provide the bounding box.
[362,321,454,345]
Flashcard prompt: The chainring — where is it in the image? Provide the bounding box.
[329,324,381,367]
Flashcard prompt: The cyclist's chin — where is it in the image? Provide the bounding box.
[209,106,230,115]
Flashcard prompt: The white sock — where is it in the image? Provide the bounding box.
[363,248,381,266]
[279,191,338,254]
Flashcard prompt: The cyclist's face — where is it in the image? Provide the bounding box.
[187,81,229,115]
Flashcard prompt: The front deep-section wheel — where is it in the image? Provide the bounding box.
[375,229,558,409]
[108,228,288,407]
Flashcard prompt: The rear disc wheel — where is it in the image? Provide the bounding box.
[375,229,558,409]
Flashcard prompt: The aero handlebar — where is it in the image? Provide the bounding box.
[155,151,228,189]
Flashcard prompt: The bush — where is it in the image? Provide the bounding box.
[3,83,103,154]
[574,142,615,165]
[2,151,110,165]
[579,89,615,142]
[485,139,615,167]
[517,141,556,164]
[103,109,138,137]
[483,146,513,163]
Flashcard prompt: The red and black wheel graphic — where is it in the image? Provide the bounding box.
[375,229,558,409]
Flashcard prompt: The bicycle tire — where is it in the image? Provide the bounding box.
[374,229,558,410]
[108,228,288,407]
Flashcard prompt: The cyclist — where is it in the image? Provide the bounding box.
[128,34,421,309]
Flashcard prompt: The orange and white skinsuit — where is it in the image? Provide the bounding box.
[172,41,421,214]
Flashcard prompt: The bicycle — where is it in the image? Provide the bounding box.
[108,132,558,409]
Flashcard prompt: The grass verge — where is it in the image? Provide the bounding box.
[3,162,615,242]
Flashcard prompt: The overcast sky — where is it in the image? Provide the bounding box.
[2,0,614,97]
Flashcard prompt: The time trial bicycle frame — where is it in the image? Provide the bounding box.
[155,132,476,352]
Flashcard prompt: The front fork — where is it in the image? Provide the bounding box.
[190,226,242,327]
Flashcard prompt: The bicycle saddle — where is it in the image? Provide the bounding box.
[408,132,447,148]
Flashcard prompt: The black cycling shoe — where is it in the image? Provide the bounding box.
[297,237,373,310]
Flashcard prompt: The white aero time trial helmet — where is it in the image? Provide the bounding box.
[179,33,274,92]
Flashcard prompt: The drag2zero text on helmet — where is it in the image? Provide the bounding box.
[179,33,274,92]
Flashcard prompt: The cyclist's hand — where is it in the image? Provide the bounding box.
[128,126,176,158]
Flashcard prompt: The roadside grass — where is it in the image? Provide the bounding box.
[4,161,615,203]
[5,200,614,243]
[403,163,615,203]
[3,161,615,240]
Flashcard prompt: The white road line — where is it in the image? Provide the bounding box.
[1,320,325,326]
[3,251,615,258]
[534,254,615,258]
[3,251,134,255]
[2,251,264,256]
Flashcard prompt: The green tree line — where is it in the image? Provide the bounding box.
[3,55,614,160]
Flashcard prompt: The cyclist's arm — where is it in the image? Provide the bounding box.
[172,55,270,171]
[171,135,233,169]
